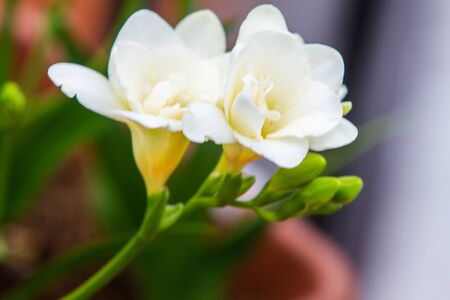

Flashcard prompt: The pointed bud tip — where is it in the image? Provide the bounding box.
[334,176,363,204]
[342,101,352,116]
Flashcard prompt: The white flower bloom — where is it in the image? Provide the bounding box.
[48,9,226,192]
[183,5,357,169]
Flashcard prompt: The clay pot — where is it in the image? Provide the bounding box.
[228,220,358,300]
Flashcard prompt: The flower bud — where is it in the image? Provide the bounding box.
[215,173,255,206]
[255,177,340,221]
[267,153,327,191]
[0,82,26,130]
[129,124,189,195]
[333,176,363,204]
[342,101,352,116]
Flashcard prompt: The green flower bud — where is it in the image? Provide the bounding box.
[0,81,26,129]
[342,101,352,116]
[267,153,327,191]
[333,176,363,205]
[294,177,341,211]
[255,177,341,221]
[216,173,247,205]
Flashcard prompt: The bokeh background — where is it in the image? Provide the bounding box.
[0,0,449,299]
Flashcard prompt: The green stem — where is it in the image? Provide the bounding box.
[61,191,166,300]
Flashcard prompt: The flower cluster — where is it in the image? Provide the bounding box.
[48,5,357,193]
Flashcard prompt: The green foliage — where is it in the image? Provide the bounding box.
[2,101,110,224]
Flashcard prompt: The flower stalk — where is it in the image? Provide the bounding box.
[62,190,168,300]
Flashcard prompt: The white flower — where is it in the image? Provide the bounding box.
[48,9,226,192]
[183,4,357,169]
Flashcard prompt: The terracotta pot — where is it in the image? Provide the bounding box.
[228,220,359,300]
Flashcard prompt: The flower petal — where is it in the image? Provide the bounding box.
[112,9,182,50]
[305,44,344,93]
[109,42,155,112]
[237,4,288,43]
[113,110,181,132]
[48,63,122,118]
[230,77,266,139]
[225,31,310,117]
[309,118,358,151]
[175,10,226,58]
[269,81,342,139]
[338,85,348,101]
[182,102,236,144]
[235,132,309,168]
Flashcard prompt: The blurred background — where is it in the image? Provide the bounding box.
[0,0,449,299]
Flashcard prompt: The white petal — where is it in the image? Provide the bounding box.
[235,132,309,168]
[182,102,235,144]
[110,42,197,111]
[113,110,181,132]
[309,118,358,151]
[48,63,122,118]
[305,44,344,93]
[112,9,182,50]
[237,4,288,43]
[269,81,342,139]
[225,31,309,116]
[338,85,348,101]
[109,42,155,112]
[175,10,226,58]
[230,78,266,139]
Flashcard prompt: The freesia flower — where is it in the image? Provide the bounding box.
[183,4,357,170]
[48,9,226,193]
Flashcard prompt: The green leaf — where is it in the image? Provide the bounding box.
[134,220,264,300]
[4,101,110,223]
[88,124,146,232]
[0,1,18,84]
[168,142,221,204]
[324,112,403,174]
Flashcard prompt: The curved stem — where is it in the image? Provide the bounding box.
[61,191,166,300]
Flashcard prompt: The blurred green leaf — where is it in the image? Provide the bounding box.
[89,124,146,232]
[4,100,110,223]
[167,142,221,204]
[0,0,19,84]
[134,219,264,300]
[324,112,403,174]
[2,234,129,300]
